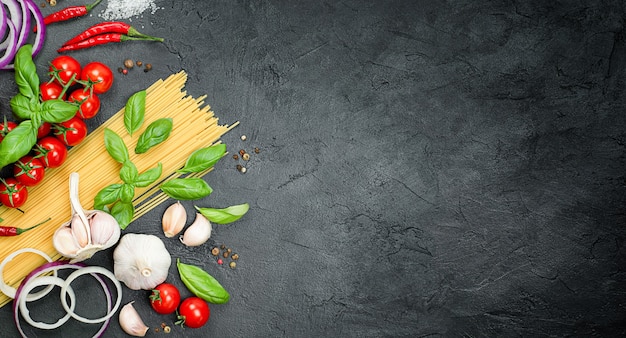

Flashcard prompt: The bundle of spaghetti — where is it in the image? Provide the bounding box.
[0,71,237,307]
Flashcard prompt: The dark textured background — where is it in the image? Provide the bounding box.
[0,0,625,337]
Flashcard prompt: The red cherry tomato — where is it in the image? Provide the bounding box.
[149,283,181,315]
[13,155,45,187]
[69,88,100,119]
[36,122,51,139]
[0,178,28,208]
[54,117,87,147]
[49,55,81,87]
[34,136,68,168]
[177,297,210,328]
[0,119,17,142]
[40,82,65,101]
[80,62,114,94]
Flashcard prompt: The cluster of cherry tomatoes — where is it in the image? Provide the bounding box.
[150,283,211,329]
[0,55,114,209]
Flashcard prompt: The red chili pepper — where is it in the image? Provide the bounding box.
[34,0,102,32]
[62,21,158,47]
[0,218,50,236]
[57,33,164,53]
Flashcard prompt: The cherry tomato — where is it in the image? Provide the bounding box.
[35,136,68,168]
[49,55,81,86]
[0,119,17,142]
[149,283,181,315]
[177,297,210,328]
[13,155,45,187]
[80,62,114,94]
[36,122,51,139]
[54,117,87,147]
[40,82,65,101]
[0,178,28,208]
[69,88,100,119]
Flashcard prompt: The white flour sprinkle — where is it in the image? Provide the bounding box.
[98,0,161,20]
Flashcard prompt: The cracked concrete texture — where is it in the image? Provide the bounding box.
[0,0,625,336]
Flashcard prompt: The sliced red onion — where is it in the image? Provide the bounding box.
[0,19,18,69]
[18,275,77,330]
[60,266,122,324]
[0,248,56,301]
[0,3,8,43]
[0,0,45,70]
[22,0,43,56]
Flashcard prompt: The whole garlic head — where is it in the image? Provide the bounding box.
[114,233,171,290]
[53,173,121,263]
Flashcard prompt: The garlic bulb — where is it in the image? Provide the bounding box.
[162,201,186,237]
[179,213,212,247]
[53,172,121,263]
[119,301,149,337]
[113,233,171,290]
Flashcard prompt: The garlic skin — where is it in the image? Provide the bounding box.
[179,213,212,247]
[162,201,186,237]
[119,301,149,337]
[114,233,171,290]
[53,173,121,263]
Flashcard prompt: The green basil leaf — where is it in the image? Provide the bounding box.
[14,45,39,100]
[160,178,212,200]
[119,183,135,203]
[177,259,230,304]
[111,201,134,230]
[195,203,249,224]
[94,183,123,210]
[120,161,139,184]
[134,163,163,187]
[0,120,38,169]
[40,99,79,123]
[178,144,226,173]
[10,93,34,120]
[104,128,129,163]
[124,90,146,136]
[134,118,173,154]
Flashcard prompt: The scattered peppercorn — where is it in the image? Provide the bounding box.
[232,253,239,260]
[227,248,232,253]
[233,154,239,160]
[239,149,245,156]
[223,251,230,258]
[229,261,237,269]
[124,59,134,69]
[144,63,153,72]
[217,258,223,265]
[117,67,124,73]
[240,167,247,173]
[254,147,260,154]
[155,328,160,333]
[122,69,128,75]
[242,153,250,161]
[211,247,220,256]
[136,60,143,67]
[236,164,243,171]
[161,323,166,329]
[241,135,247,141]
[164,326,171,333]
[220,244,226,249]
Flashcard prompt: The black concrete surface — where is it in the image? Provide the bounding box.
[0,0,625,337]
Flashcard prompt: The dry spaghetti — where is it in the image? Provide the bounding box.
[0,71,237,308]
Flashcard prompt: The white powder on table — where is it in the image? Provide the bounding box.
[98,0,161,20]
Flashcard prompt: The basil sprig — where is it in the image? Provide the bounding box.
[135,118,173,154]
[104,128,130,163]
[177,259,230,304]
[195,203,249,224]
[178,144,226,173]
[124,90,146,136]
[0,121,38,168]
[161,178,212,200]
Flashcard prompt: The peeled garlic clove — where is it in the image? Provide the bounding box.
[162,201,186,238]
[53,225,81,257]
[180,213,212,247]
[70,214,90,247]
[89,211,121,249]
[119,301,149,337]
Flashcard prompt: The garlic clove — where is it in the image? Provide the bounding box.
[179,213,212,247]
[119,301,149,337]
[72,244,104,264]
[162,201,186,238]
[89,211,121,249]
[52,226,81,257]
[70,214,90,248]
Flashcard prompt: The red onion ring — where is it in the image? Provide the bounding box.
[18,275,77,330]
[0,3,8,42]
[60,266,122,324]
[0,0,45,69]
[0,19,18,69]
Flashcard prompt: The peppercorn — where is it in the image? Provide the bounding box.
[236,164,243,171]
[220,244,226,249]
[223,251,230,258]
[242,153,250,161]
[124,59,134,69]
[227,248,232,253]
[136,60,143,67]
[229,261,237,269]
[164,326,171,333]
[240,167,247,173]
[241,135,247,141]
[254,147,260,154]
[211,247,220,256]
[232,253,239,260]
[217,258,223,265]
[233,154,239,160]
[117,67,124,74]
[122,69,128,75]
[144,63,153,72]
[239,149,246,156]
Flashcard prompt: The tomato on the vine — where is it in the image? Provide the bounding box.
[80,62,113,94]
[0,119,17,142]
[0,178,28,208]
[35,136,68,168]
[49,55,81,87]
[54,117,87,147]
[36,122,51,139]
[69,88,100,119]
[13,156,45,187]
[176,297,210,328]
[149,283,181,315]
[40,82,65,101]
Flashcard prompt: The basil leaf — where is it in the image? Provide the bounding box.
[14,45,39,100]
[10,93,34,120]
[104,128,130,163]
[120,161,139,184]
[94,183,122,210]
[178,144,226,173]
[119,183,135,203]
[111,201,134,230]
[177,259,230,304]
[195,203,249,224]
[160,178,212,200]
[134,163,163,188]
[40,99,79,123]
[0,120,38,169]
[124,90,146,136]
[135,118,173,154]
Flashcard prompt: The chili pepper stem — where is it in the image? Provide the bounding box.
[15,217,51,234]
[120,35,164,43]
[85,0,102,12]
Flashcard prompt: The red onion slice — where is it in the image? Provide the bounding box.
[0,19,18,69]
[17,275,77,330]
[0,0,44,69]
[22,0,43,56]
[0,248,56,301]
[0,3,8,42]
